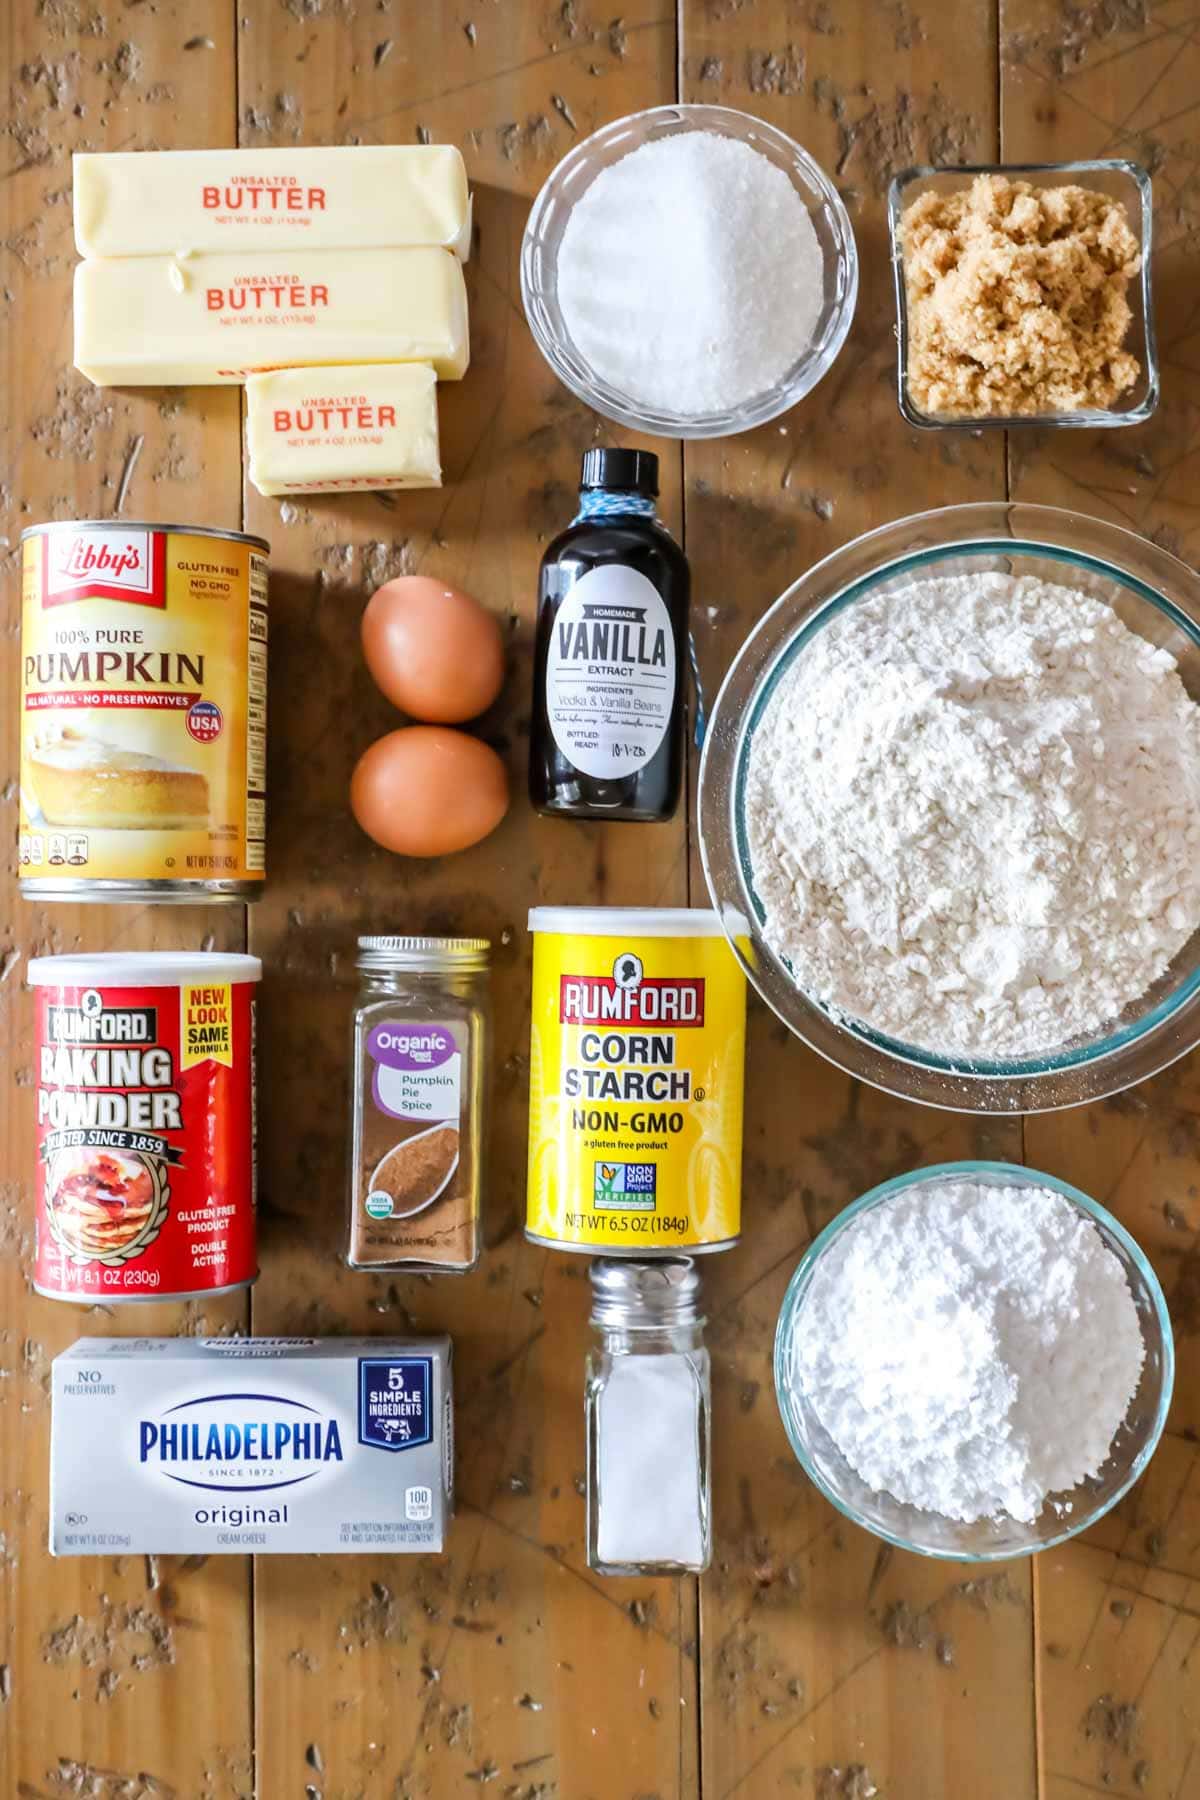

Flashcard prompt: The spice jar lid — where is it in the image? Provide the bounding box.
[589,1257,703,1329]
[357,935,490,972]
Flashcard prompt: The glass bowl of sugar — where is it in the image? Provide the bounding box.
[520,104,858,439]
[699,501,1200,1112]
[773,1162,1175,1561]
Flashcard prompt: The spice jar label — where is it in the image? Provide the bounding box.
[350,1013,479,1270]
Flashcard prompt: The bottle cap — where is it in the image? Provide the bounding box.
[589,1257,703,1329]
[580,448,659,497]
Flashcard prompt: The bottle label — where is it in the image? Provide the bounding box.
[545,564,676,779]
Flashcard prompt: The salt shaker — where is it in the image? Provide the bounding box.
[586,1257,711,1576]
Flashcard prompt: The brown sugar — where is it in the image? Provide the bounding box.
[899,173,1142,418]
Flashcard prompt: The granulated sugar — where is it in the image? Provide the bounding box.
[556,131,824,415]
[789,1179,1145,1523]
[747,571,1200,1057]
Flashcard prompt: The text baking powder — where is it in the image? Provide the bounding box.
[786,1178,1145,1523]
[747,571,1200,1057]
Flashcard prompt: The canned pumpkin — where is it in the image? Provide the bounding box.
[19,520,268,904]
[30,952,260,1304]
[526,908,746,1254]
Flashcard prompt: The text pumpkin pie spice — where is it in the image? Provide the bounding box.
[899,172,1143,418]
[348,937,489,1274]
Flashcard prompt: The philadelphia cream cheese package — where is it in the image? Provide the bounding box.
[50,1336,453,1555]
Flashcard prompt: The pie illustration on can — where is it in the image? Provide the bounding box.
[28,726,209,831]
[44,1146,161,1260]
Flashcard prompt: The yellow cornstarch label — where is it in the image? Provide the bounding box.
[181,982,234,1070]
[526,920,746,1251]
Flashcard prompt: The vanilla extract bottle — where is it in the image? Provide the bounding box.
[530,448,689,821]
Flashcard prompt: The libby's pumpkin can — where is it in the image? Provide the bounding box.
[29,951,260,1304]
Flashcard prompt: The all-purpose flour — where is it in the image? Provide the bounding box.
[789,1179,1145,1523]
[747,571,1200,1057]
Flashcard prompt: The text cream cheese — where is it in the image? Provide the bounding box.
[74,146,471,259]
[74,247,469,387]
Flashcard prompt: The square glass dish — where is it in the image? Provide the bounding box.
[888,160,1158,430]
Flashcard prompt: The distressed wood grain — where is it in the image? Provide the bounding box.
[0,4,252,1798]
[236,3,699,1795]
[1002,2,1200,1793]
[4,1,1200,1795]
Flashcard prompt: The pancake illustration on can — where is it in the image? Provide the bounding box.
[43,1145,167,1264]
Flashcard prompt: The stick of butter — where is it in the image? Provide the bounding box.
[246,363,442,496]
[74,248,469,386]
[74,147,472,260]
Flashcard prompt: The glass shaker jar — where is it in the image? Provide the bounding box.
[347,935,489,1275]
[586,1257,711,1576]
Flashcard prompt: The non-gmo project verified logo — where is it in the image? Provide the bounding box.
[593,1160,656,1212]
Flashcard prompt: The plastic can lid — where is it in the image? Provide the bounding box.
[27,951,263,986]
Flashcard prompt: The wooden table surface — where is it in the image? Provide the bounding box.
[3,1,1200,1795]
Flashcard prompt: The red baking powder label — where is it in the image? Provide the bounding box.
[34,980,257,1301]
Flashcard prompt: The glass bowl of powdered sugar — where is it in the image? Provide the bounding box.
[520,105,858,438]
[699,501,1200,1111]
[774,1162,1174,1560]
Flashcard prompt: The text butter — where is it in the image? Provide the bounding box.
[74,248,469,387]
[246,363,441,496]
[51,1336,453,1554]
[73,146,471,259]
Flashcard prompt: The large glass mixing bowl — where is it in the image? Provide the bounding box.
[773,1162,1175,1561]
[698,503,1200,1111]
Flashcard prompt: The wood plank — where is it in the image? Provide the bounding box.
[677,4,1038,1796]
[0,3,252,1797]
[237,4,701,1794]
[1001,4,1200,1796]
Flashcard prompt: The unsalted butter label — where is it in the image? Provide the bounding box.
[545,564,677,780]
[74,146,471,259]
[245,362,441,496]
[74,249,469,388]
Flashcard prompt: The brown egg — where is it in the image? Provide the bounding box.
[361,574,505,723]
[350,727,509,858]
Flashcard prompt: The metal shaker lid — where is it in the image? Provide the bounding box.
[589,1257,703,1329]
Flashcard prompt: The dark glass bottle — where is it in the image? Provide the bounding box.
[530,448,689,822]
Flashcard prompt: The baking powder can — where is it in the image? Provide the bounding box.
[19,520,268,904]
[30,952,260,1304]
[526,907,746,1254]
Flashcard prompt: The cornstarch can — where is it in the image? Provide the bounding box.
[30,951,260,1304]
[526,907,746,1255]
[50,1336,453,1555]
[19,519,268,904]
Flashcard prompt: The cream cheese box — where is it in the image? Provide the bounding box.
[74,247,470,386]
[74,146,472,260]
[51,1336,453,1555]
[246,362,441,496]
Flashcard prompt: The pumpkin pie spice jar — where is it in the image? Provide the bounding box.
[347,936,489,1275]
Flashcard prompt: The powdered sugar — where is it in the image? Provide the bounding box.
[746,570,1200,1057]
[787,1178,1146,1523]
[557,131,825,415]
